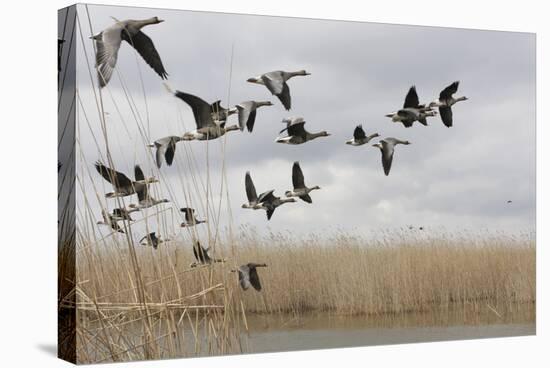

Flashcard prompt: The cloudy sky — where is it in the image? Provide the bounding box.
[65,4,536,241]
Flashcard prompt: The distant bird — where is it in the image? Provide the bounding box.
[171,90,239,140]
[346,125,379,146]
[94,162,158,198]
[139,232,166,249]
[507,200,513,204]
[429,81,468,127]
[372,138,411,176]
[180,207,206,227]
[97,210,125,233]
[147,136,182,168]
[235,100,273,132]
[231,263,268,291]
[385,86,436,127]
[189,241,225,267]
[241,171,265,210]
[408,225,424,231]
[128,166,169,210]
[256,190,296,220]
[111,208,136,221]
[91,17,167,87]
[285,162,320,204]
[247,70,311,110]
[276,116,330,145]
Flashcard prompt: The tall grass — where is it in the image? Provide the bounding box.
[72,228,535,362]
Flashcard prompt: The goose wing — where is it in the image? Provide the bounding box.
[276,83,291,110]
[299,194,313,204]
[257,190,275,204]
[380,141,395,176]
[95,25,123,87]
[439,81,459,100]
[155,144,166,168]
[266,207,275,220]
[174,91,214,128]
[353,125,366,140]
[236,102,253,131]
[165,139,177,166]
[439,106,453,127]
[95,162,132,188]
[238,266,251,290]
[121,30,168,79]
[262,72,291,110]
[134,165,147,201]
[245,172,258,203]
[292,161,306,189]
[403,86,419,108]
[248,267,262,291]
[180,207,195,222]
[280,120,307,138]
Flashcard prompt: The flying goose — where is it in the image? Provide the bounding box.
[372,138,411,176]
[128,166,169,210]
[256,190,296,220]
[91,17,167,87]
[172,90,239,140]
[231,263,268,291]
[241,171,265,210]
[346,125,380,146]
[97,209,125,233]
[285,162,320,204]
[247,70,310,110]
[139,232,166,249]
[385,86,436,128]
[147,136,182,168]
[235,100,273,132]
[180,207,206,227]
[189,241,225,267]
[428,81,468,127]
[94,162,158,198]
[276,117,330,145]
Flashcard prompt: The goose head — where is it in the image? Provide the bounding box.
[258,101,274,107]
[296,70,311,76]
[457,96,468,102]
[312,185,321,190]
[317,131,331,137]
[372,142,383,150]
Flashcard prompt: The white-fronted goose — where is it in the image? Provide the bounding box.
[128,165,169,210]
[235,100,273,132]
[180,207,206,227]
[97,209,125,233]
[147,136,182,168]
[429,81,468,127]
[256,190,296,220]
[231,263,268,291]
[372,138,411,176]
[276,116,330,145]
[139,232,166,249]
[91,17,167,87]
[189,241,225,267]
[346,125,379,146]
[247,70,310,110]
[285,161,320,204]
[172,90,239,140]
[385,86,436,128]
[94,162,158,198]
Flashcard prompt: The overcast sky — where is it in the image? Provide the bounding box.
[67,4,536,242]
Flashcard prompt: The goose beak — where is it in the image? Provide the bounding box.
[246,77,256,83]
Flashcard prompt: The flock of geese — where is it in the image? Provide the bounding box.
[87,16,469,292]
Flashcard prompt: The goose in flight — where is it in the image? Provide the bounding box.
[385,86,436,128]
[128,165,169,210]
[91,17,167,87]
[180,207,206,227]
[94,162,158,198]
[247,70,310,110]
[241,171,265,210]
[346,125,379,146]
[147,136,182,168]
[97,209,125,233]
[189,241,225,267]
[235,100,273,132]
[276,116,330,145]
[111,208,136,221]
[139,232,166,249]
[372,138,411,176]
[428,81,468,127]
[231,263,268,291]
[171,90,239,140]
[285,162,320,204]
[256,190,296,220]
